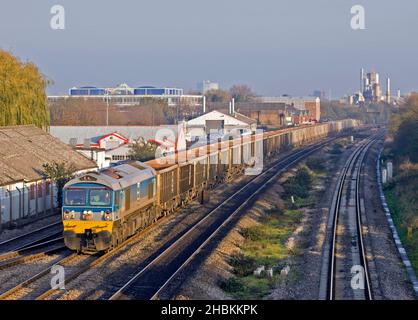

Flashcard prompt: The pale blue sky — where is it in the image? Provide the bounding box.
[1,0,417,97]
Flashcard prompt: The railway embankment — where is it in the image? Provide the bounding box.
[174,137,356,299]
[381,144,418,286]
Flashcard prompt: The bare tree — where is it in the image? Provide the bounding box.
[229,84,256,102]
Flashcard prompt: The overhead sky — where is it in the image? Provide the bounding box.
[1,0,417,97]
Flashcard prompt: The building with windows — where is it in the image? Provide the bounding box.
[72,131,133,165]
[48,83,202,107]
[186,110,257,138]
[50,125,180,166]
[0,125,97,229]
[197,80,220,94]
[256,96,321,121]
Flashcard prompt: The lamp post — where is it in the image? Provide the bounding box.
[106,92,109,126]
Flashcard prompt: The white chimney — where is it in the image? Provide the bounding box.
[203,96,206,113]
[386,77,391,103]
[231,98,235,115]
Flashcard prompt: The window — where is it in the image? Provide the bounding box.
[64,189,87,206]
[90,189,111,206]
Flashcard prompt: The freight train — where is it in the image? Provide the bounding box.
[62,120,359,252]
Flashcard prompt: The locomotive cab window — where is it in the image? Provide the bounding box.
[90,189,111,206]
[65,189,87,206]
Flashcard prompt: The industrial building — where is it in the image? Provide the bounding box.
[48,83,203,107]
[50,125,179,166]
[256,96,321,122]
[186,110,257,138]
[359,68,392,104]
[0,125,97,228]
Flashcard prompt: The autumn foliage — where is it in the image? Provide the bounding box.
[49,98,177,126]
[0,50,49,128]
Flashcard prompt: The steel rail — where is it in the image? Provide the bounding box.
[328,135,379,300]
[109,136,340,300]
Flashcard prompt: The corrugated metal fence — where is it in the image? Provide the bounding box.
[0,181,58,229]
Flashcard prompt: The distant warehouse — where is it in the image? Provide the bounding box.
[48,83,203,107]
[0,125,97,229]
[256,96,321,122]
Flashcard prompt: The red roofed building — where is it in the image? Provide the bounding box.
[76,132,129,150]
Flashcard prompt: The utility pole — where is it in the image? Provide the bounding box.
[106,93,109,126]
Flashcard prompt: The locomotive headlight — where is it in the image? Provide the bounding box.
[83,210,93,220]
[105,210,112,221]
[64,210,70,220]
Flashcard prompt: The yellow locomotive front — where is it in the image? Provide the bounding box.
[62,178,116,252]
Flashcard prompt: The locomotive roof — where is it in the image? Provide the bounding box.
[65,161,156,190]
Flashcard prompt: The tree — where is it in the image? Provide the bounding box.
[0,50,49,128]
[205,89,231,103]
[43,161,77,207]
[49,97,173,126]
[229,84,256,102]
[391,94,418,162]
[129,137,158,162]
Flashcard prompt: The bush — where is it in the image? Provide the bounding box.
[329,143,343,154]
[220,276,271,299]
[282,167,312,199]
[241,227,264,241]
[294,167,312,186]
[265,205,284,217]
[306,157,325,172]
[229,253,257,277]
[283,180,309,199]
[220,277,245,293]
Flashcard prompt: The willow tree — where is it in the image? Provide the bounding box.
[0,50,50,128]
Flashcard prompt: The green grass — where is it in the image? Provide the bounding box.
[221,276,273,299]
[384,187,418,273]
[224,209,303,299]
[222,165,323,299]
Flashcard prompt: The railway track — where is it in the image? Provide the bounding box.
[0,133,356,300]
[320,134,381,300]
[7,203,183,300]
[38,137,338,300]
[108,135,344,300]
[0,221,62,254]
[0,239,65,271]
[0,251,86,300]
